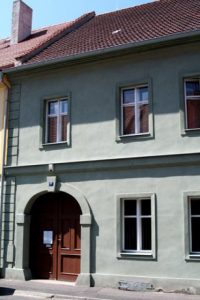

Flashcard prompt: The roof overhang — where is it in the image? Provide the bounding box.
[3,29,200,76]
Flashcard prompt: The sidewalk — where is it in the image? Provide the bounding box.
[0,279,200,300]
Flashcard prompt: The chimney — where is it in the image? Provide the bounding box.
[11,0,32,45]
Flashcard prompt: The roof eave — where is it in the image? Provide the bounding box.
[4,29,200,75]
[14,12,95,64]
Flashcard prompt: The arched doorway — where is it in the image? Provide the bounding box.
[29,192,81,282]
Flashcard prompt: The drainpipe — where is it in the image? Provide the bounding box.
[0,72,10,274]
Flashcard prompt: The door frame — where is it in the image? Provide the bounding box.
[14,184,92,286]
[30,192,82,281]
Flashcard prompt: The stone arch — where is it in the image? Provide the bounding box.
[14,183,92,286]
[24,184,91,217]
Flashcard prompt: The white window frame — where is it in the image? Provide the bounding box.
[188,197,200,255]
[121,84,149,136]
[184,78,200,130]
[122,198,152,253]
[116,193,156,259]
[45,97,68,144]
[183,192,200,260]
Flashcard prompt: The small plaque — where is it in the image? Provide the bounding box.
[47,176,56,192]
[43,231,53,245]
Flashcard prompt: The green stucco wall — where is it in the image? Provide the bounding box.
[7,42,200,166]
[3,41,200,292]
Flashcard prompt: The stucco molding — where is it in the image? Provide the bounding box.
[5,152,200,177]
[80,214,92,225]
[115,77,154,142]
[116,193,157,260]
[13,184,92,284]
[21,183,91,218]
[16,213,25,224]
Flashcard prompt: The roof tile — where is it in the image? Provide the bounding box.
[1,0,200,68]
[0,12,95,70]
[26,0,200,65]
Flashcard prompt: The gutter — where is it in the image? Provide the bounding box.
[3,28,200,75]
[0,72,10,271]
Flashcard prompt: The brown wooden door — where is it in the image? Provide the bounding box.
[30,192,81,281]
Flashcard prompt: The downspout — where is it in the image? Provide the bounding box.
[0,72,10,273]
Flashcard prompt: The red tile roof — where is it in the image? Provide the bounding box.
[0,12,95,70]
[1,0,200,69]
[25,0,200,65]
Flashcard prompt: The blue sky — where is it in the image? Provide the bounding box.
[0,0,154,39]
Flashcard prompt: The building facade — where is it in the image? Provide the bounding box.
[1,0,200,293]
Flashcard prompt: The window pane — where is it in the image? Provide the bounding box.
[123,106,135,134]
[124,200,136,215]
[48,117,57,143]
[48,101,58,115]
[187,100,200,129]
[61,115,68,141]
[186,81,200,96]
[139,104,149,133]
[191,217,200,252]
[141,199,151,215]
[123,89,135,104]
[139,87,148,102]
[142,218,151,250]
[191,199,200,215]
[60,100,68,114]
[124,218,136,250]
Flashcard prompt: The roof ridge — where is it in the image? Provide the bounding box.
[34,11,95,32]
[31,22,72,34]
[15,11,95,64]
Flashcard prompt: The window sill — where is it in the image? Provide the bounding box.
[185,254,200,261]
[116,132,153,143]
[40,141,70,150]
[181,128,200,137]
[117,251,155,260]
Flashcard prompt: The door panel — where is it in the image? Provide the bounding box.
[74,218,81,250]
[58,216,81,281]
[30,213,57,279]
[61,219,71,249]
[30,192,81,281]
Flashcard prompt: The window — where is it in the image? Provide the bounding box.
[184,78,200,130]
[121,85,149,135]
[189,198,200,254]
[45,98,69,144]
[122,198,152,253]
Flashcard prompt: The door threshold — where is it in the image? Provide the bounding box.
[31,279,76,286]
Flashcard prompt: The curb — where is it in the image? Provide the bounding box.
[14,289,54,298]
[54,296,111,300]
[14,289,112,300]
[55,296,111,300]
